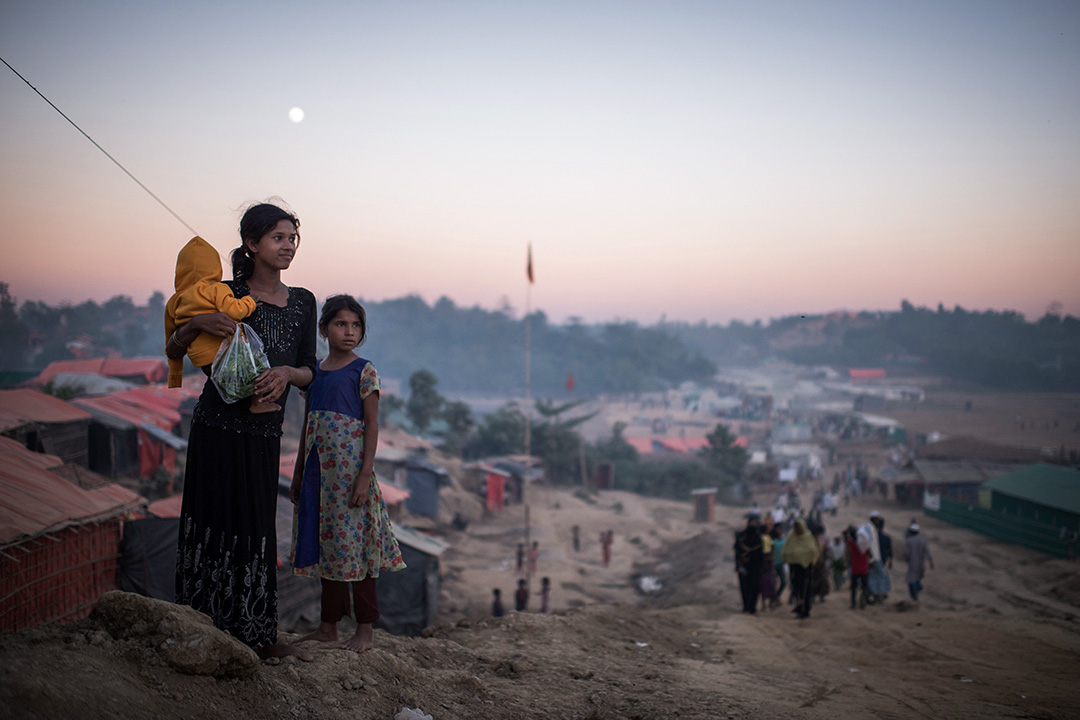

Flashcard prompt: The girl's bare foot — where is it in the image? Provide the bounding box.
[341,623,374,653]
[296,622,339,644]
[257,642,313,662]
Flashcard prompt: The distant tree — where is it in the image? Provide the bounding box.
[703,423,748,483]
[464,405,526,458]
[0,283,29,370]
[590,422,638,466]
[406,369,444,433]
[439,400,475,456]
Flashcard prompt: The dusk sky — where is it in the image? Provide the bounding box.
[2,1,1078,325]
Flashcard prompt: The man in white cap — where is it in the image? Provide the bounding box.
[901,522,934,601]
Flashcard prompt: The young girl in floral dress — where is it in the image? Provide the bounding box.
[290,294,405,652]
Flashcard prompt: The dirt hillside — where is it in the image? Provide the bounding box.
[2,481,1079,720]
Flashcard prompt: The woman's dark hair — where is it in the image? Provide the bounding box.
[319,294,367,346]
[231,202,301,281]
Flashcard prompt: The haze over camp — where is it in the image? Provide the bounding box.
[2,3,1080,720]
[3,1,1080,324]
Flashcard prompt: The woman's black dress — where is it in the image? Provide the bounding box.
[175,282,316,648]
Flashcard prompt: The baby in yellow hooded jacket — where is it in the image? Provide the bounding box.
[164,236,277,412]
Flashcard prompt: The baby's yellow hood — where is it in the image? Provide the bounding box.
[174,236,223,291]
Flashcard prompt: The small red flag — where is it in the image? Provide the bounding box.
[527,243,534,284]
[566,372,575,391]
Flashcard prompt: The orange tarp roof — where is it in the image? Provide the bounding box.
[656,437,710,453]
[625,438,655,454]
[101,357,167,383]
[0,389,92,424]
[848,368,887,379]
[37,357,168,385]
[72,396,174,432]
[0,408,32,433]
[107,388,181,426]
[381,483,410,506]
[0,442,144,545]
[34,358,107,385]
[0,436,62,469]
[147,494,184,518]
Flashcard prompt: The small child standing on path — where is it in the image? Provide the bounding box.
[515,579,529,612]
[290,295,405,652]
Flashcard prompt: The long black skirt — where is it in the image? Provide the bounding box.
[175,421,280,648]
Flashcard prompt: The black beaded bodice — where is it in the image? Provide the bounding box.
[191,282,317,436]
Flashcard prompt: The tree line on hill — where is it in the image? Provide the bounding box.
[668,300,1080,392]
[1,282,1077,393]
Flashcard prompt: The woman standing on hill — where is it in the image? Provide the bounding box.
[167,201,317,659]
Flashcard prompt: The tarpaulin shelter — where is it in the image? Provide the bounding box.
[375,524,449,636]
[484,466,510,511]
[0,388,92,466]
[35,357,168,386]
[405,460,451,518]
[73,393,185,480]
[0,437,144,630]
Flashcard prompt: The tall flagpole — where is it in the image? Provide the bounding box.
[524,245,533,582]
[524,243,533,584]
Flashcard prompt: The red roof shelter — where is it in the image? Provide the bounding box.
[0,389,93,465]
[848,368,887,380]
[0,437,144,630]
[35,357,168,386]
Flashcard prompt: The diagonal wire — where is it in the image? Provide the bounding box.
[1,55,198,236]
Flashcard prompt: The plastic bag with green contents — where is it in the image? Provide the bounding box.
[210,322,271,403]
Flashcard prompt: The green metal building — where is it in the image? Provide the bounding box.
[981,463,1080,532]
[925,463,1080,558]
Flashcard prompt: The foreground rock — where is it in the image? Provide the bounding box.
[94,590,258,678]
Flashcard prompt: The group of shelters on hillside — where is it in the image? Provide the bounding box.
[0,357,454,637]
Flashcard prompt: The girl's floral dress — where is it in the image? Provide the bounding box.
[292,357,405,580]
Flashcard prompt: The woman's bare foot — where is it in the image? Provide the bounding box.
[341,623,374,653]
[296,622,339,644]
[257,642,313,662]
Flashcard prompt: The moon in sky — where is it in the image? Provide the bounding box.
[288,107,304,123]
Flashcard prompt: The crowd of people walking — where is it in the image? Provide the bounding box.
[734,491,933,618]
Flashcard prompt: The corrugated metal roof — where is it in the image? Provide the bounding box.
[983,464,1080,515]
[914,459,995,486]
[0,389,92,424]
[917,436,1048,464]
[0,440,144,546]
[391,523,450,557]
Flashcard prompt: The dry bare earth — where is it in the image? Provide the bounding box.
[2,484,1079,720]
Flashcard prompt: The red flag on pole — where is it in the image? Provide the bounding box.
[527,243,534,284]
